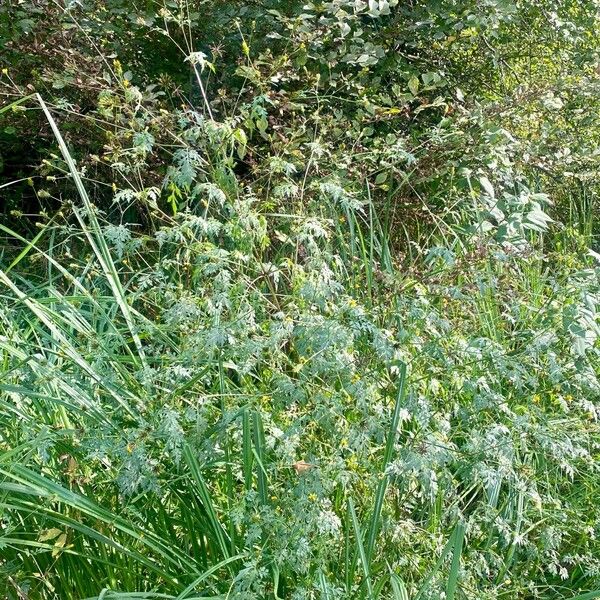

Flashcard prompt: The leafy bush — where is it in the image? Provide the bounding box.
[1,2,600,599]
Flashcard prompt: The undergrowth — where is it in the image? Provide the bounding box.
[1,2,600,599]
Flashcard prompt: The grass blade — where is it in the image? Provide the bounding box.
[348,497,374,599]
[175,554,244,599]
[390,572,410,600]
[446,521,465,600]
[253,411,268,504]
[35,93,147,368]
[414,522,464,600]
[182,444,232,560]
[365,362,407,563]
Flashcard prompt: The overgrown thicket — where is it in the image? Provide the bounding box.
[1,2,600,599]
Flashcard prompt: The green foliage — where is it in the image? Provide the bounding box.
[1,1,600,599]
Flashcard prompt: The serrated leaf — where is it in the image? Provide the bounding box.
[525,207,553,232]
[408,76,420,96]
[479,176,495,198]
[39,528,62,542]
[51,533,68,557]
[233,128,248,159]
[235,65,261,83]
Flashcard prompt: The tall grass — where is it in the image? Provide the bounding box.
[2,91,600,600]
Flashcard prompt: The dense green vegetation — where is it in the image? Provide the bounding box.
[1,1,600,599]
